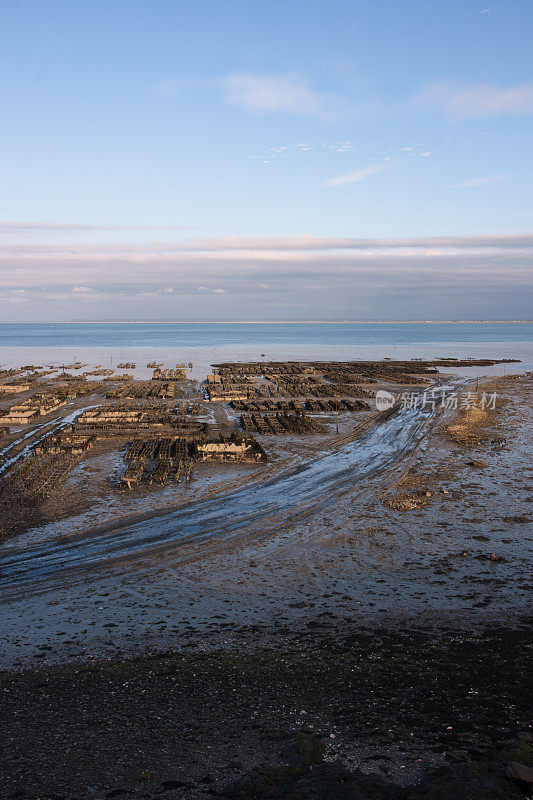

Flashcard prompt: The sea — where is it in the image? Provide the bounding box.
[1,322,532,379]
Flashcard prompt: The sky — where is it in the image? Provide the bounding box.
[0,0,532,321]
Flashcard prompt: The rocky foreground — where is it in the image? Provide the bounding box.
[1,624,532,799]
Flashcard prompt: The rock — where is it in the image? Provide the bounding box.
[501,740,533,766]
[507,761,533,785]
[279,732,325,767]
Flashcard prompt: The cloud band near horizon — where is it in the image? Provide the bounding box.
[0,232,531,321]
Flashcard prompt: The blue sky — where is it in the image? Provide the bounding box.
[0,0,532,320]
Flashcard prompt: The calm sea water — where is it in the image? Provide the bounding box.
[1,322,532,378]
[1,322,532,348]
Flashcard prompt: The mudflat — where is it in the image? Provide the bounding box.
[0,363,531,799]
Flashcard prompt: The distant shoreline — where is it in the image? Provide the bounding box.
[1,320,532,325]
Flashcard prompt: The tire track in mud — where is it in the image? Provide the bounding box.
[60,412,380,540]
[0,384,463,595]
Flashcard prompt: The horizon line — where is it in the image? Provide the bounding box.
[0,319,532,325]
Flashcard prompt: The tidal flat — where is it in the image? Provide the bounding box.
[0,358,531,799]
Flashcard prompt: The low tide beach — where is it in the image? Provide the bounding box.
[0,328,531,799]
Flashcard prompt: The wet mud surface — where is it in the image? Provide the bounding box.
[0,377,530,667]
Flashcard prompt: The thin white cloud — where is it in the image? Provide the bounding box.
[72,286,94,293]
[451,175,504,188]
[221,73,334,116]
[0,222,187,233]
[136,287,177,297]
[324,163,388,187]
[3,234,533,272]
[251,140,361,163]
[324,141,355,153]
[416,81,533,118]
[196,285,224,294]
[250,140,433,174]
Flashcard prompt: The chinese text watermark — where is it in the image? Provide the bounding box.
[375,389,497,412]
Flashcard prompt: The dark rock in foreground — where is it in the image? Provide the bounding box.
[221,760,527,799]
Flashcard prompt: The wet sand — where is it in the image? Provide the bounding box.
[1,627,531,799]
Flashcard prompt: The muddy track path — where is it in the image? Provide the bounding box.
[0,382,463,594]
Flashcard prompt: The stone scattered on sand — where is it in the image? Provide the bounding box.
[220,761,400,799]
[221,760,527,800]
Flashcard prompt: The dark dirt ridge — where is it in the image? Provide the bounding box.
[1,624,532,800]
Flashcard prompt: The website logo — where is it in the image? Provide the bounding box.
[375,390,395,411]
